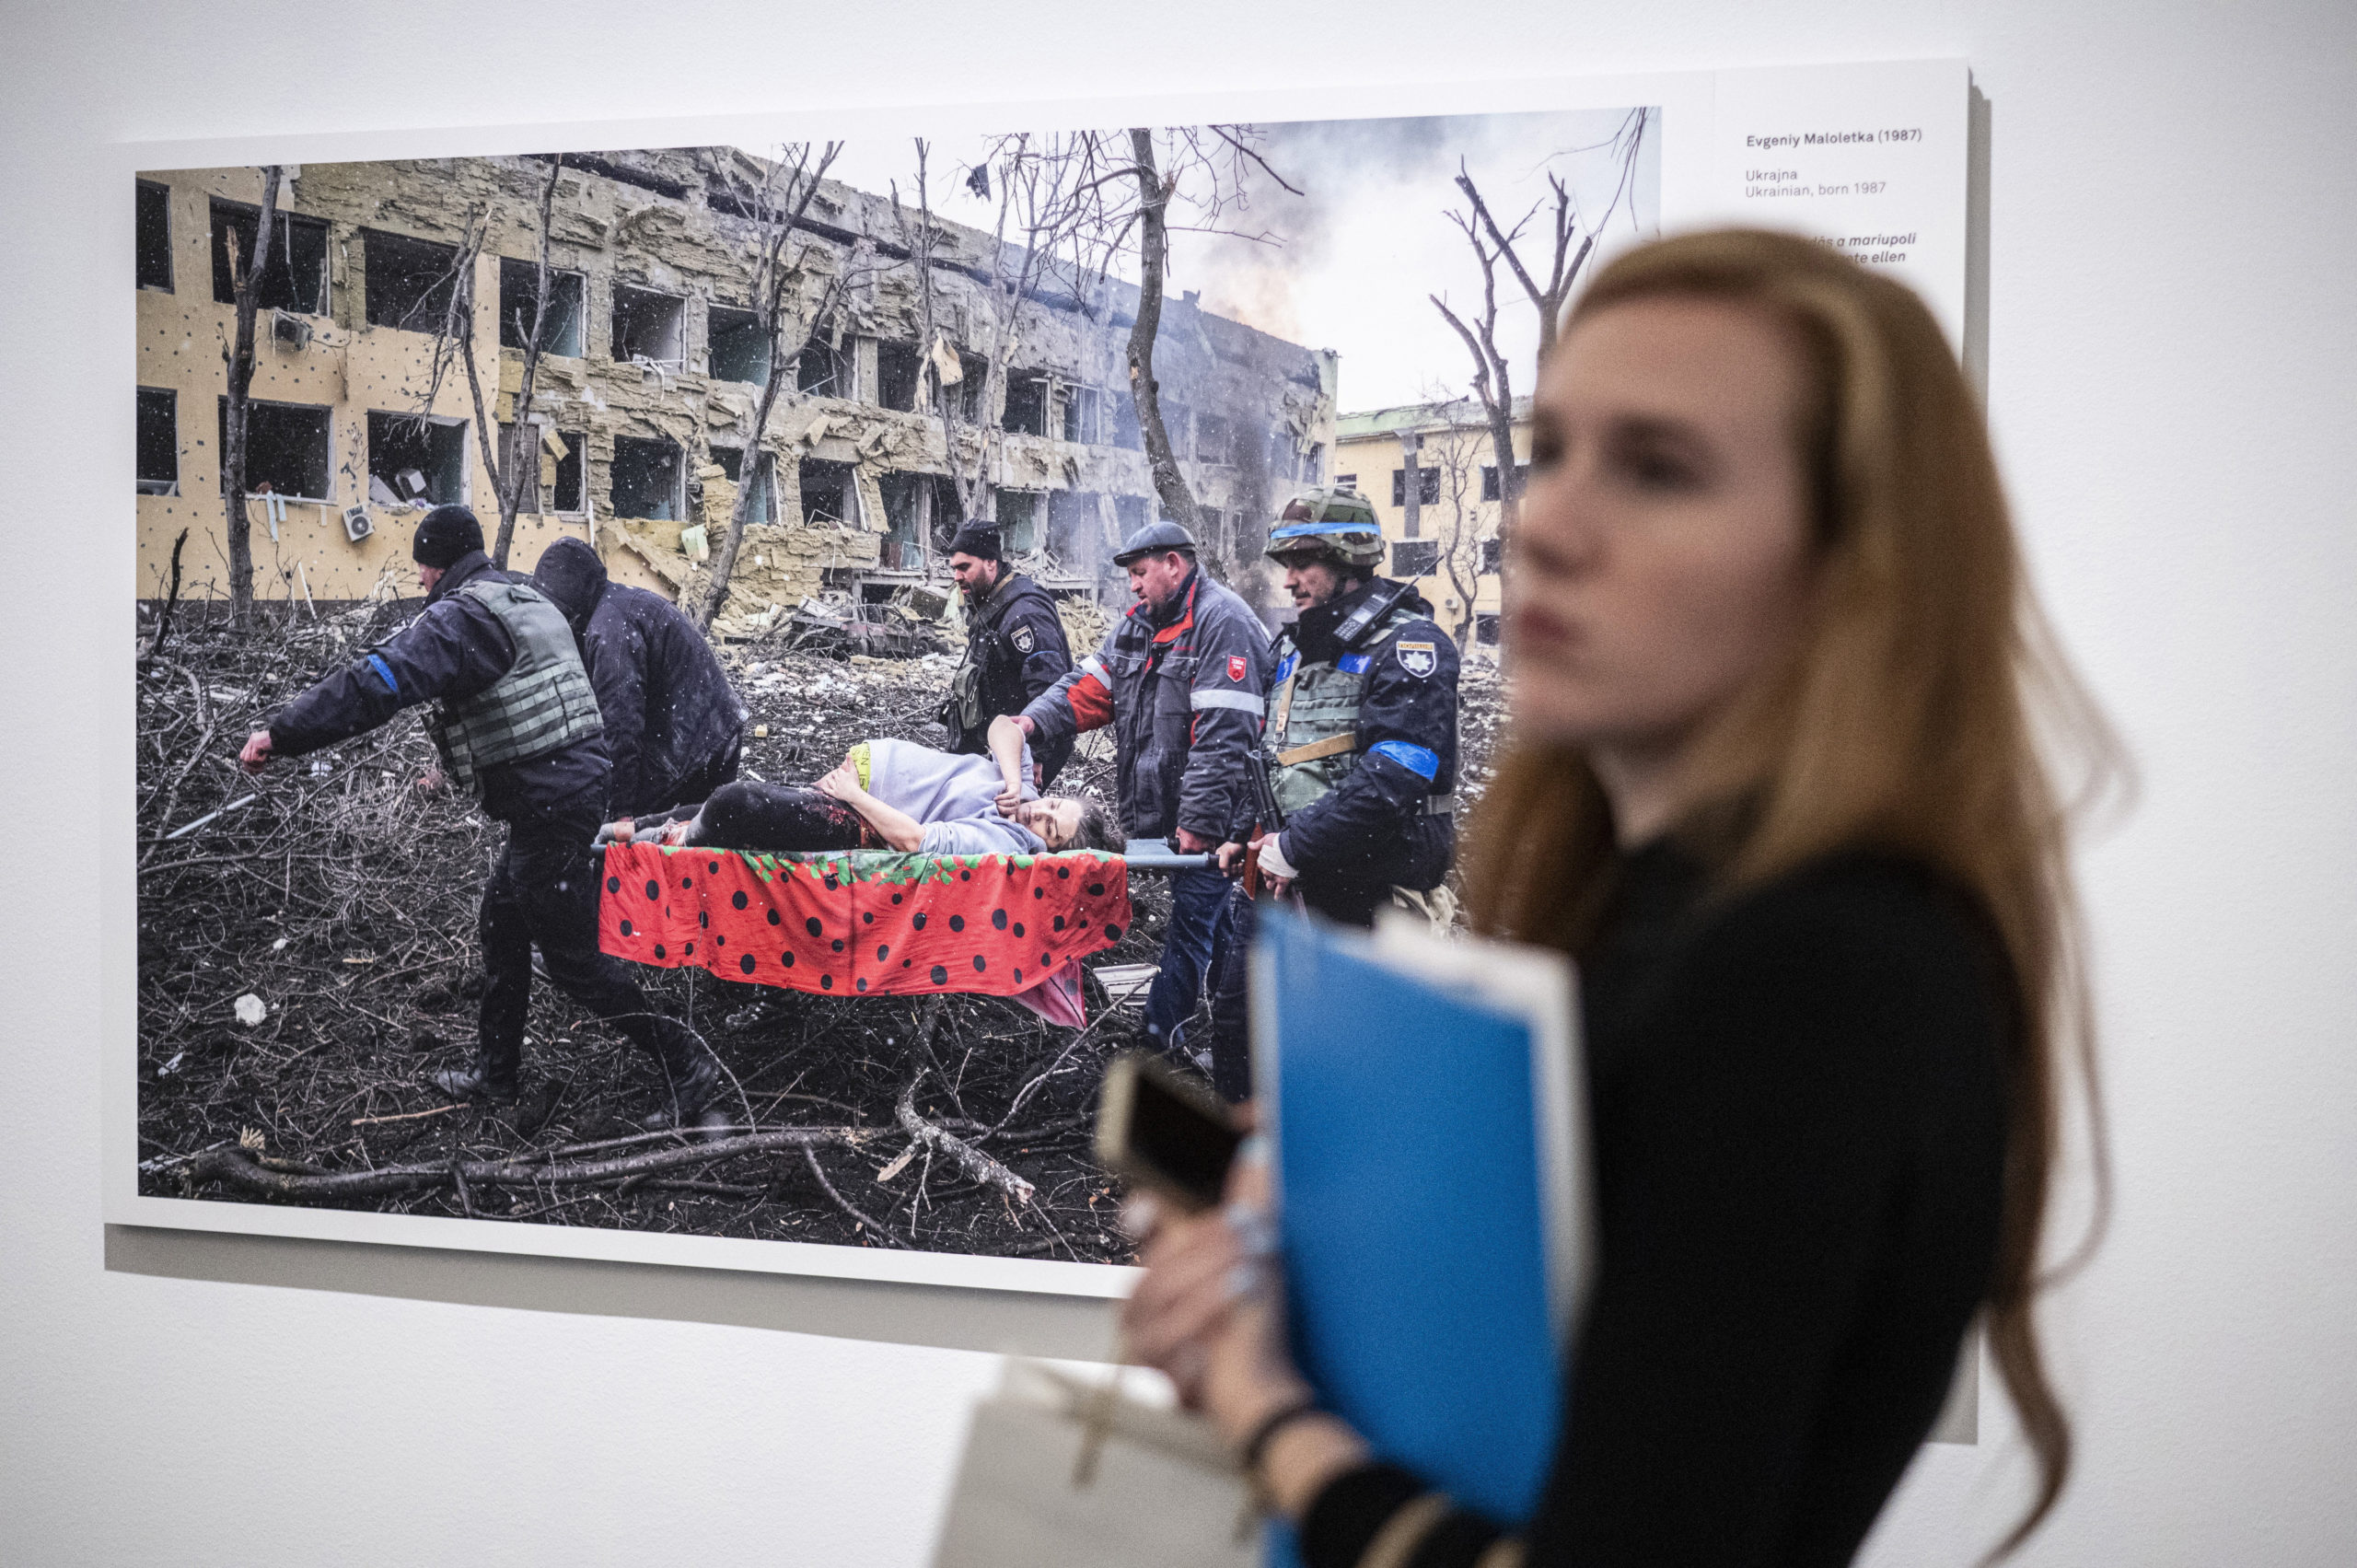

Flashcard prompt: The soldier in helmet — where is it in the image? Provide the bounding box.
[1202,487,1461,1098]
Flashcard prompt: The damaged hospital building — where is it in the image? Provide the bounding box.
[134,148,1338,628]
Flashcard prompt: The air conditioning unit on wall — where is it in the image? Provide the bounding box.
[342,505,373,543]
[271,309,313,351]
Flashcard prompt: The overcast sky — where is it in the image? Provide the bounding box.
[804,107,1659,414]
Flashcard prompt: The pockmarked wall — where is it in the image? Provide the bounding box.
[6,5,2355,1568]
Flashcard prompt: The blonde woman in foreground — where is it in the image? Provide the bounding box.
[1125,228,2111,1567]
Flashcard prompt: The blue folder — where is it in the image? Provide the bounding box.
[1253,911,1589,1561]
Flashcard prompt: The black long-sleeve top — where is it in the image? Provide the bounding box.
[1301,840,2012,1568]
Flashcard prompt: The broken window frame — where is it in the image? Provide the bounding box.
[1001,370,1050,437]
[796,336,853,400]
[704,302,772,386]
[217,396,333,503]
[610,435,685,523]
[1391,467,1442,508]
[361,227,462,333]
[1195,413,1235,467]
[1480,462,1529,503]
[136,387,178,495]
[496,259,586,357]
[1391,539,1441,578]
[1475,611,1502,646]
[211,199,331,316]
[708,445,779,524]
[995,488,1044,554]
[876,341,923,413]
[1335,471,1359,493]
[366,410,469,509]
[1480,536,1504,575]
[500,421,586,516]
[610,282,688,370]
[136,180,173,294]
[797,457,857,528]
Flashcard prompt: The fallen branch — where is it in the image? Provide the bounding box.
[192,1127,861,1202]
[350,1103,464,1127]
[898,1076,1037,1206]
[802,1144,909,1247]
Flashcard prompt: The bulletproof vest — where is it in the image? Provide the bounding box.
[424,580,605,796]
[1266,597,1422,817]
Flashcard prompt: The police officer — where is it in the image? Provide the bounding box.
[238,505,726,1133]
[1203,487,1461,1098]
[531,535,747,822]
[938,520,1074,784]
[1004,519,1269,1057]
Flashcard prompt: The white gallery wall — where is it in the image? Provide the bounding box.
[3,1,2351,1563]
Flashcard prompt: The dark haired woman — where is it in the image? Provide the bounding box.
[1124,228,2111,1566]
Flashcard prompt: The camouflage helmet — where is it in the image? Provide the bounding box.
[1265,487,1387,569]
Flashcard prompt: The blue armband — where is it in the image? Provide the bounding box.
[366,654,400,698]
[1368,739,1439,780]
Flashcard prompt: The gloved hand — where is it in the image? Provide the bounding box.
[1257,832,1299,883]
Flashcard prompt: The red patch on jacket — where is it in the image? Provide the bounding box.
[1227,654,1248,682]
[598,842,1132,999]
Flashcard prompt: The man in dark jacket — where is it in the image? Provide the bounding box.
[1203,488,1461,1098]
[1008,519,1269,1053]
[938,520,1074,784]
[238,505,726,1133]
[530,536,747,823]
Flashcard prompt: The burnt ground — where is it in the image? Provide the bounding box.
[134,600,1503,1264]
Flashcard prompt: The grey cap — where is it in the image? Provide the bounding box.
[1112,518,1199,566]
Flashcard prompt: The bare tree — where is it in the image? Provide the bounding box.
[1417,401,1492,652]
[1430,110,1651,539]
[692,143,850,630]
[219,165,282,625]
[413,157,565,571]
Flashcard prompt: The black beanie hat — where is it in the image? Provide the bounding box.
[946,520,1003,562]
[412,505,484,569]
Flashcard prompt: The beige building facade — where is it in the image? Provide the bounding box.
[1331,396,1531,656]
[134,150,1337,629]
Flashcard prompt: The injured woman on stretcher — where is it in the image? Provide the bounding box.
[600,730,1120,859]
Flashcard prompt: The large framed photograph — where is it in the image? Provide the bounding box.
[112,62,1968,1295]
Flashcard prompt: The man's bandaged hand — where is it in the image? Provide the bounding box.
[1257,833,1299,882]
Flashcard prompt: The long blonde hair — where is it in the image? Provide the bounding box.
[1465,228,2116,1555]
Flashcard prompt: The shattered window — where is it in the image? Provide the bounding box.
[877,342,923,412]
[1062,386,1103,445]
[1195,413,1233,466]
[136,180,172,293]
[136,388,178,495]
[1391,467,1441,507]
[362,229,460,331]
[217,398,331,500]
[1336,471,1359,492]
[611,436,682,520]
[501,423,584,514]
[958,354,988,423]
[1002,372,1049,436]
[1109,391,1144,451]
[709,445,778,523]
[796,338,851,399]
[995,489,1041,553]
[611,285,686,366]
[879,471,928,563]
[1392,540,1440,577]
[798,458,854,526]
[706,304,771,385]
[1480,463,1528,502]
[211,201,330,315]
[497,260,585,356]
[1476,612,1501,646]
[366,412,467,507]
[1304,443,1325,484]
[1481,536,1503,575]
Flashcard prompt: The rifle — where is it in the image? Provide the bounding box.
[1239,743,1289,900]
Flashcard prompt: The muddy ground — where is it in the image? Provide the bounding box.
[134,598,1503,1263]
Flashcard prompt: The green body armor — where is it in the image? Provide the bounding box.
[424,580,605,796]
[1265,599,1422,818]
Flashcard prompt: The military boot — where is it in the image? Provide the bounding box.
[431,1055,519,1104]
[640,1025,731,1138]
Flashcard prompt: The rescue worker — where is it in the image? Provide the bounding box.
[237,505,726,1133]
[1001,519,1269,1057]
[938,520,1074,784]
[1203,487,1461,1099]
[530,535,747,825]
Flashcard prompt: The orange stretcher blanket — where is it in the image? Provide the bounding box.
[598,842,1132,1003]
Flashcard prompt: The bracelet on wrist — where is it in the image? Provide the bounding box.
[1238,1395,1321,1479]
